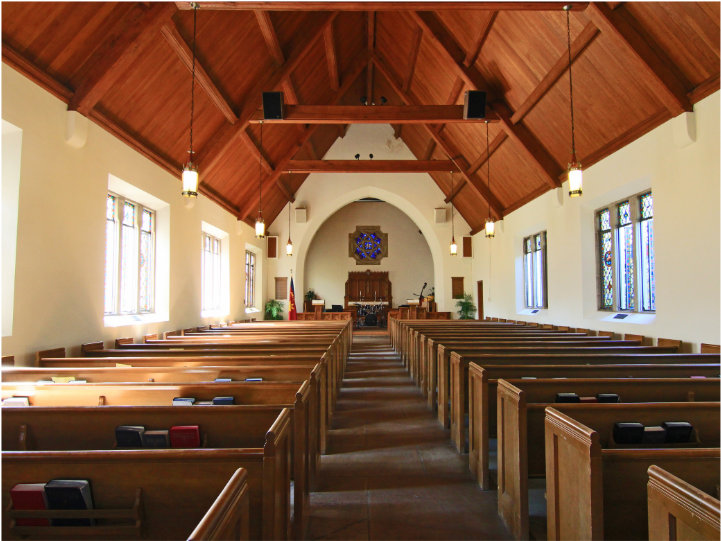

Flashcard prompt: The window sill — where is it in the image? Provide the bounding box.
[598,312,656,324]
[245,307,260,314]
[201,309,229,319]
[517,308,545,316]
[104,312,168,328]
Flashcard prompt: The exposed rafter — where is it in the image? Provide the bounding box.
[255,10,285,65]
[196,12,338,177]
[161,21,238,123]
[410,10,562,188]
[239,54,368,220]
[176,2,589,11]
[68,3,175,114]
[323,23,340,91]
[367,11,376,104]
[585,2,692,115]
[249,104,499,124]
[464,12,497,67]
[447,131,507,203]
[284,160,458,173]
[373,53,504,218]
[2,43,73,102]
[240,131,274,175]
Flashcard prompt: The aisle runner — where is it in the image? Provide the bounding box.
[307,334,512,540]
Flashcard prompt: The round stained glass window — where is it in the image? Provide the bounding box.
[349,226,387,265]
[354,232,383,260]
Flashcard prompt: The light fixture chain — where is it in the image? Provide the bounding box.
[566,6,577,163]
[485,121,491,221]
[258,121,263,215]
[189,4,197,157]
[450,171,454,238]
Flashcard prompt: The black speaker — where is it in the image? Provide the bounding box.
[262,92,284,120]
[463,90,486,119]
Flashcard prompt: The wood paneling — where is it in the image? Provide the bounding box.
[451,277,464,299]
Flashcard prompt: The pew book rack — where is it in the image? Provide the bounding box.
[8,487,143,538]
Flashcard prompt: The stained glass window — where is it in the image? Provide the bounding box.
[104,192,155,315]
[523,231,547,309]
[202,233,222,312]
[596,192,654,312]
[245,251,256,308]
[354,232,383,260]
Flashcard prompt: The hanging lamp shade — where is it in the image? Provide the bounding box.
[286,201,293,255]
[449,170,457,256]
[484,218,495,238]
[255,121,265,238]
[450,237,458,256]
[484,121,494,238]
[181,163,198,198]
[255,214,265,238]
[568,163,583,197]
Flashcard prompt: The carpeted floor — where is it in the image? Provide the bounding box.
[306,333,513,540]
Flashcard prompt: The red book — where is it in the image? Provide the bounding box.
[10,483,49,526]
[169,425,200,448]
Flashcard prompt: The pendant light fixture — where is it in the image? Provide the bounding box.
[449,170,458,256]
[181,3,199,201]
[565,5,583,197]
[286,201,293,256]
[484,121,495,238]
[255,121,265,238]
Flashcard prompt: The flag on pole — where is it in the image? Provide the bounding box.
[289,277,298,320]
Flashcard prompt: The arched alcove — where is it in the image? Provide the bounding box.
[304,199,434,307]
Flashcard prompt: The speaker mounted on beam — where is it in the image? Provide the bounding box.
[262,92,284,120]
[463,90,486,120]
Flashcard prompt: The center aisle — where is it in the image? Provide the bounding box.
[307,332,513,540]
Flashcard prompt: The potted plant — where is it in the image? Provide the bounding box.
[455,293,476,320]
[264,299,285,320]
[304,289,315,313]
[304,289,315,302]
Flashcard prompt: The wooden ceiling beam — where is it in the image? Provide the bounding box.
[240,131,274,174]
[2,43,74,103]
[404,27,424,93]
[447,130,507,203]
[464,12,497,67]
[585,2,692,115]
[239,54,368,220]
[511,22,599,125]
[176,3,589,12]
[249,104,499,123]
[411,10,562,188]
[197,11,337,176]
[373,53,504,217]
[282,77,300,104]
[68,3,175,114]
[160,21,238,123]
[254,10,285,65]
[284,160,457,173]
[323,23,340,91]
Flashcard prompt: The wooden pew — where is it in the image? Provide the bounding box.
[545,404,720,541]
[496,377,721,539]
[188,468,251,541]
[3,408,292,540]
[468,361,721,490]
[443,346,686,433]
[647,465,720,541]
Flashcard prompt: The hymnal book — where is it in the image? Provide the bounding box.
[172,397,195,406]
[212,396,235,405]
[214,378,232,383]
[555,393,580,403]
[169,425,201,448]
[10,483,49,526]
[245,377,263,382]
[596,393,620,403]
[44,479,94,526]
[142,430,169,448]
[2,396,30,407]
[115,425,145,447]
[663,421,693,443]
[613,422,644,444]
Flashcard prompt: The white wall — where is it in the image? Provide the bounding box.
[1,64,264,365]
[265,124,473,315]
[472,92,720,350]
[303,201,434,307]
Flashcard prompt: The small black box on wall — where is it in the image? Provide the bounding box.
[262,92,284,120]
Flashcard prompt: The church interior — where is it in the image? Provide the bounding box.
[1,1,719,540]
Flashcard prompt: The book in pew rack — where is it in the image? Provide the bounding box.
[10,484,49,526]
[44,479,94,526]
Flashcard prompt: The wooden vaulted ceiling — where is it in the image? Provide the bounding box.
[2,2,719,233]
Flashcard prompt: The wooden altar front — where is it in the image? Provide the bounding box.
[344,271,392,327]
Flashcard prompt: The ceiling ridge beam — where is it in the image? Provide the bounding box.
[68,3,176,114]
[410,10,562,188]
[585,2,692,115]
[197,11,338,176]
[464,11,497,67]
[511,21,599,125]
[161,21,238,123]
[373,52,504,218]
[255,10,285,65]
[2,43,74,103]
[239,54,368,219]
[323,23,340,91]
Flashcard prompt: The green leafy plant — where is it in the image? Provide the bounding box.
[304,289,316,302]
[264,299,285,320]
[455,293,476,320]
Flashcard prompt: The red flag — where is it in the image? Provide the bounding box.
[289,277,297,320]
